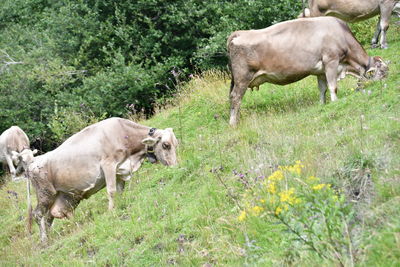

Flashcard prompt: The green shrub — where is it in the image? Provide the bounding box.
[349,17,379,46]
[48,105,104,145]
[0,0,303,150]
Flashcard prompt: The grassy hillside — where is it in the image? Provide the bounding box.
[1,24,399,266]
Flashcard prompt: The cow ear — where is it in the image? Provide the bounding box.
[32,149,38,155]
[373,56,384,66]
[141,137,159,146]
[166,128,174,133]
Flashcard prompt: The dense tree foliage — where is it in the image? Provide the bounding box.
[0,0,302,150]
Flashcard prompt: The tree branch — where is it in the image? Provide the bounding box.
[0,50,24,73]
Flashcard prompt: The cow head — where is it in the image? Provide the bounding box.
[366,56,389,81]
[141,128,178,166]
[11,148,38,174]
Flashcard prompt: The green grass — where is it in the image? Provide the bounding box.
[1,22,399,266]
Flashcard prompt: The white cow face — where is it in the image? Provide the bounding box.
[141,128,178,166]
[11,149,38,173]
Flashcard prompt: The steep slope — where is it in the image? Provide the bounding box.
[0,24,399,266]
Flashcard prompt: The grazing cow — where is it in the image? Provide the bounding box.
[15,118,178,243]
[227,17,388,126]
[394,2,400,17]
[0,126,33,179]
[300,0,399,49]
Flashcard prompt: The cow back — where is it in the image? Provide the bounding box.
[0,126,30,153]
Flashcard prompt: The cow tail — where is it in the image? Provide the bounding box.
[27,177,33,234]
[228,53,234,95]
[227,33,235,96]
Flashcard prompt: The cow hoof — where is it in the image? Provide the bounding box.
[12,176,24,182]
[229,121,238,128]
[229,116,238,127]
[40,241,49,248]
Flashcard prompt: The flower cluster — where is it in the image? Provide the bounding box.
[236,161,352,264]
[312,183,329,190]
[238,160,338,221]
[279,160,304,175]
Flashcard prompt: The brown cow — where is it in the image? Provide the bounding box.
[14,117,178,243]
[227,17,388,126]
[0,126,34,180]
[301,0,398,49]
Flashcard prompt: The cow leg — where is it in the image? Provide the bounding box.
[317,75,328,104]
[36,213,54,245]
[378,3,393,49]
[34,207,53,244]
[371,19,381,48]
[34,201,55,244]
[229,69,253,127]
[323,59,340,102]
[102,163,118,210]
[229,82,248,126]
[32,181,57,244]
[5,155,16,179]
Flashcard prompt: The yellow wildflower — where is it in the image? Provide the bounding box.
[259,198,266,203]
[251,206,264,216]
[279,188,295,202]
[295,160,304,167]
[238,211,247,221]
[275,206,283,215]
[267,182,277,194]
[291,161,304,175]
[312,184,326,190]
[279,188,299,205]
[280,162,303,175]
[268,170,284,181]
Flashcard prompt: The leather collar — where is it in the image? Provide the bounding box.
[147,128,158,163]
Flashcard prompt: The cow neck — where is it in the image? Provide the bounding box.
[347,38,370,74]
[123,121,149,151]
[146,128,158,164]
